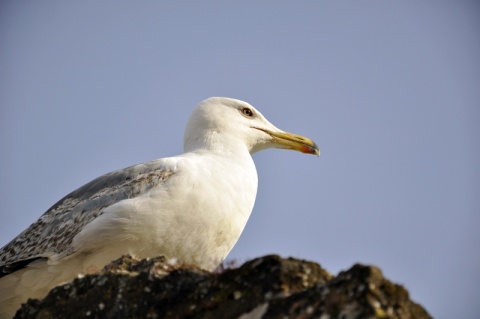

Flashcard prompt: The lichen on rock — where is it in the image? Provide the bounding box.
[14,255,432,319]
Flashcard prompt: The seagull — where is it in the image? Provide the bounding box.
[0,97,319,318]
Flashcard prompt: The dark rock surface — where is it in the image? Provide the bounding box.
[14,255,431,319]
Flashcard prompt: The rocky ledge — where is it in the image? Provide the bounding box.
[14,255,431,319]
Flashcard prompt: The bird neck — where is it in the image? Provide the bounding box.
[184,131,252,158]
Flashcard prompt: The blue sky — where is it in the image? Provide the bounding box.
[1,2,479,318]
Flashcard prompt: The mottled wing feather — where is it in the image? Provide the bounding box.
[0,257,47,276]
[0,160,175,275]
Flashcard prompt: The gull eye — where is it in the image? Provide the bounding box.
[241,107,254,118]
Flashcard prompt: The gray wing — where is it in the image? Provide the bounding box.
[0,160,175,275]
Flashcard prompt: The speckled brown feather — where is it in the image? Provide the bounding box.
[0,161,174,276]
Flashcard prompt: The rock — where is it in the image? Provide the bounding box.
[14,255,431,319]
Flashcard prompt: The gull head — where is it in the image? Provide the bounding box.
[184,97,319,156]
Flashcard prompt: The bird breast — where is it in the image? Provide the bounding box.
[72,152,259,271]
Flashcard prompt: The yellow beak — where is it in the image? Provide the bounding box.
[255,128,320,156]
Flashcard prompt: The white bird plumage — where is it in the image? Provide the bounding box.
[0,97,319,318]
